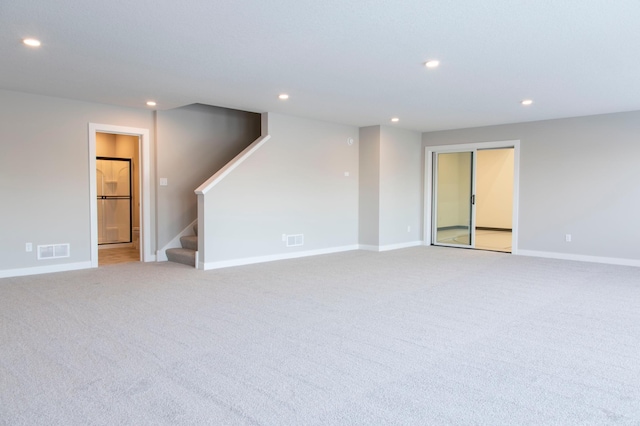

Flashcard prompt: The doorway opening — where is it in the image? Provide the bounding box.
[89,124,152,267]
[425,141,519,254]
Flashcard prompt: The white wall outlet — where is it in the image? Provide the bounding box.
[26,242,32,252]
[159,178,168,186]
[282,234,286,242]
[407,225,411,233]
[565,234,572,242]
[344,171,350,177]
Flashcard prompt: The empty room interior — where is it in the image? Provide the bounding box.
[1,1,639,425]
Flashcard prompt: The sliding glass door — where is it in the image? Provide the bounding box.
[433,151,475,247]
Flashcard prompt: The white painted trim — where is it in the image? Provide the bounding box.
[201,245,359,270]
[156,219,197,262]
[518,250,640,267]
[0,262,92,279]
[89,123,152,267]
[424,140,520,255]
[359,241,424,252]
[195,134,271,195]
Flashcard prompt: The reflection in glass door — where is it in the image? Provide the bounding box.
[96,158,132,245]
[433,151,475,247]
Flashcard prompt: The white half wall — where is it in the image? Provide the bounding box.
[201,113,359,267]
[156,104,260,250]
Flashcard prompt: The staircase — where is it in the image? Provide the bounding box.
[166,222,198,267]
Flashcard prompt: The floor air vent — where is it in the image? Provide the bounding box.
[38,244,70,260]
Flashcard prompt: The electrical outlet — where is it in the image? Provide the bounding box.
[565,234,572,242]
[407,225,411,232]
[26,242,32,252]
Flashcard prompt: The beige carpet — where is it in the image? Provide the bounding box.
[1,247,638,425]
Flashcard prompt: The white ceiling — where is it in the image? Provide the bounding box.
[2,0,640,132]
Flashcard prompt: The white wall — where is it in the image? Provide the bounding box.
[359,126,422,249]
[0,89,154,274]
[379,126,423,246]
[476,149,513,229]
[156,104,260,249]
[201,113,359,267]
[358,126,380,246]
[423,110,640,262]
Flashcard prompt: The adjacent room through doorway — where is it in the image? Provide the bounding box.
[96,132,141,266]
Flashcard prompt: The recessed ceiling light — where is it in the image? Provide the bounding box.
[278,94,289,100]
[391,117,400,123]
[521,99,533,106]
[425,60,440,69]
[146,101,157,107]
[23,38,41,47]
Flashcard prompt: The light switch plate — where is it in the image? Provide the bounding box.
[160,178,168,186]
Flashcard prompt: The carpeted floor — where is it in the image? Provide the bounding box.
[1,246,638,425]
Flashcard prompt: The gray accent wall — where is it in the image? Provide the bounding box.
[423,111,640,260]
[0,89,154,272]
[202,113,359,265]
[156,104,260,249]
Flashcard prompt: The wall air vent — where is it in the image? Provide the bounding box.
[37,244,70,260]
[286,234,304,247]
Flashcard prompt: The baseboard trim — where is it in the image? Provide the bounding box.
[359,241,424,252]
[201,245,360,270]
[518,250,640,267]
[0,261,94,279]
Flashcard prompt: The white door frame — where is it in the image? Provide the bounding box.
[89,123,153,266]
[424,140,520,254]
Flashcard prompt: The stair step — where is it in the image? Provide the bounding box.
[193,222,198,236]
[166,248,196,267]
[180,235,198,251]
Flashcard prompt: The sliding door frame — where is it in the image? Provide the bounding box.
[424,140,520,254]
[432,150,477,249]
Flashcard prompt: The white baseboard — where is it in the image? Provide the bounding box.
[518,250,640,267]
[157,219,197,262]
[359,241,424,252]
[0,261,94,279]
[201,245,360,270]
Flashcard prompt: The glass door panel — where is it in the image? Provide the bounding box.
[434,151,474,247]
[96,158,132,245]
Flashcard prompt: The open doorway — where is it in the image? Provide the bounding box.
[96,134,140,265]
[89,124,152,267]
[425,140,520,254]
[474,148,514,252]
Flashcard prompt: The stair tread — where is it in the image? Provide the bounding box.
[166,247,196,267]
[180,235,198,251]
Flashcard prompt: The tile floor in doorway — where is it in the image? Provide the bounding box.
[99,246,140,266]
[436,229,512,252]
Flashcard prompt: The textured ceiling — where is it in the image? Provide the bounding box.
[2,0,640,132]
